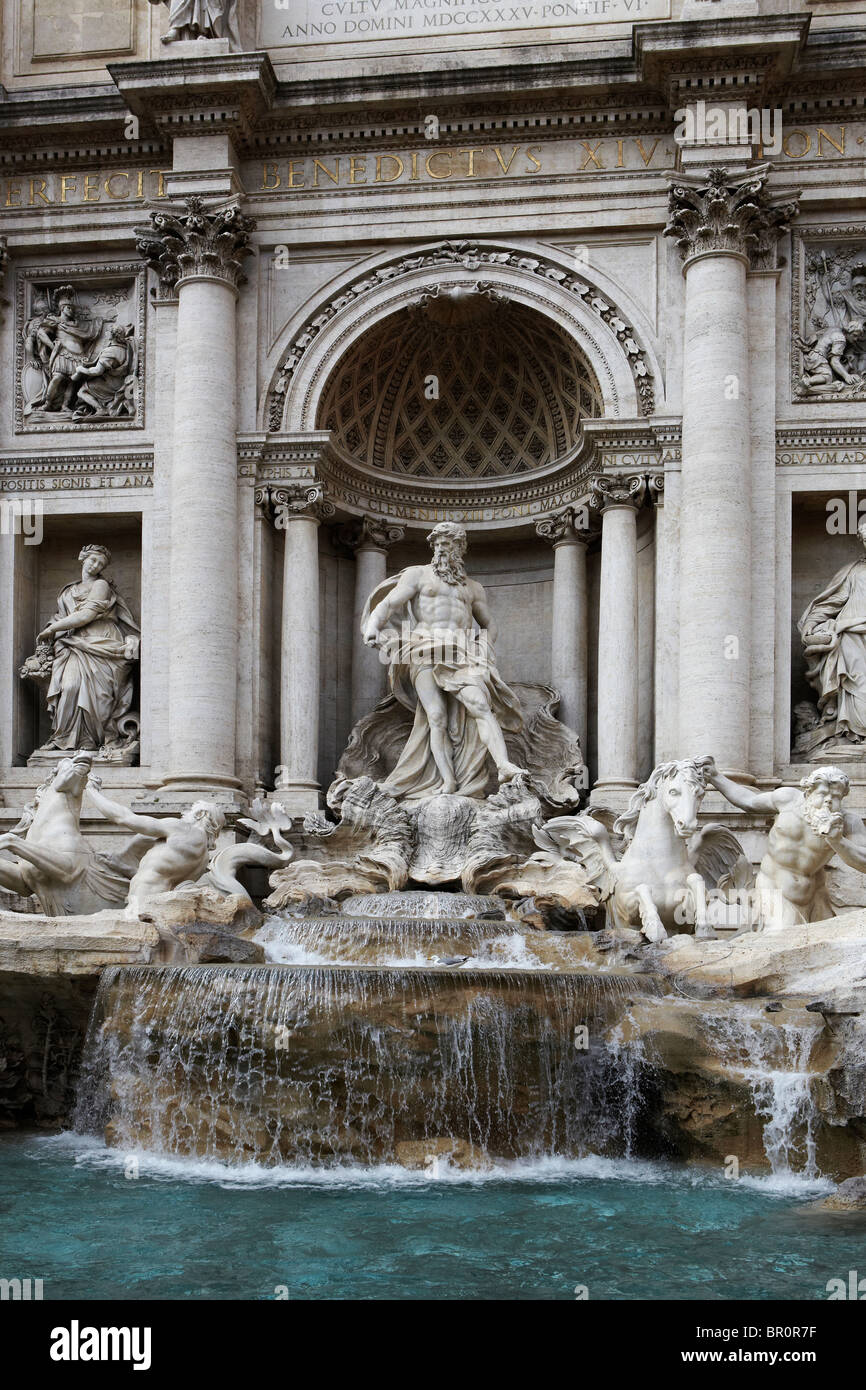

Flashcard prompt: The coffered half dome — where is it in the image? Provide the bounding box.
[316,289,603,481]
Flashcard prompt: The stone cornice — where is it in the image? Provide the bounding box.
[236,423,681,532]
[2,19,865,157]
[776,424,866,466]
[582,417,682,470]
[108,52,277,142]
[634,14,810,107]
[0,452,153,491]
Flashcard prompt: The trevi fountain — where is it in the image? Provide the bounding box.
[2,0,866,1314]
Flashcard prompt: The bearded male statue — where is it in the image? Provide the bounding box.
[361,522,527,803]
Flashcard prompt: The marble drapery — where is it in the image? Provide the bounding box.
[799,556,866,740]
[43,580,139,753]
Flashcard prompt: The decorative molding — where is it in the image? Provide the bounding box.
[135,196,256,296]
[237,420,681,530]
[267,239,656,432]
[665,165,800,271]
[776,423,866,466]
[0,452,154,492]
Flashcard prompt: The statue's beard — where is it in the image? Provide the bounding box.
[431,547,467,585]
[802,799,844,837]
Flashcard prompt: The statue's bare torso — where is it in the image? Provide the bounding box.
[395,565,484,632]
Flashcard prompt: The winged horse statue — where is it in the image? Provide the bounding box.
[531,757,753,943]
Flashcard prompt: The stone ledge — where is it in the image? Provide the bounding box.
[0,910,159,976]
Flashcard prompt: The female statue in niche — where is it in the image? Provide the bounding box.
[25,545,140,759]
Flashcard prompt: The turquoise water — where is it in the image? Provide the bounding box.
[1,1133,864,1300]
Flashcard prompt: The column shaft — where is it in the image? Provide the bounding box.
[277,514,321,811]
[351,544,387,726]
[551,538,588,750]
[679,252,751,772]
[596,503,640,788]
[165,277,239,789]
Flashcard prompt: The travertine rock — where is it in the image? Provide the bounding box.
[0,909,158,976]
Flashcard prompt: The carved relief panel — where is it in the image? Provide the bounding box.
[791,230,866,402]
[14,266,146,433]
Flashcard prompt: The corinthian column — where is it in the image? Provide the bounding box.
[665,166,797,776]
[341,517,405,727]
[136,197,255,795]
[261,483,334,814]
[535,510,589,751]
[590,475,645,792]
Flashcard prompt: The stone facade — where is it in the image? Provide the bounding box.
[3,0,866,870]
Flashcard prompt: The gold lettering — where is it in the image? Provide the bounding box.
[287,159,305,188]
[349,155,367,184]
[60,175,77,203]
[783,130,811,158]
[150,169,167,197]
[104,172,130,200]
[579,141,604,170]
[634,138,661,167]
[425,150,453,180]
[525,146,542,172]
[5,182,22,207]
[493,145,519,174]
[817,126,844,157]
[312,157,340,186]
[457,147,484,176]
[29,177,50,205]
[261,162,281,190]
[136,170,145,199]
[616,139,624,168]
[410,151,420,181]
[375,154,404,182]
[83,173,100,202]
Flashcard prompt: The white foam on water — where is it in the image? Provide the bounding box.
[37,1131,830,1198]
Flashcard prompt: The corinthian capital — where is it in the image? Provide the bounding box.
[256,482,335,525]
[135,196,256,295]
[589,474,646,511]
[665,166,800,270]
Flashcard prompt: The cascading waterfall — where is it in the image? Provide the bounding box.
[699,1009,822,1178]
[254,912,596,969]
[73,964,653,1168]
[255,914,522,966]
